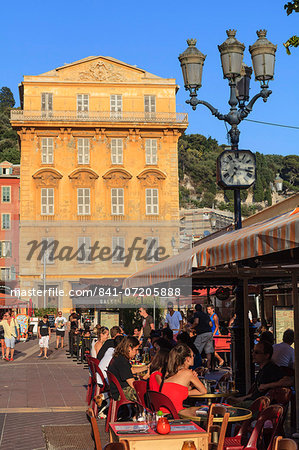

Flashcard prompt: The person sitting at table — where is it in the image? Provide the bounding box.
[160,343,207,413]
[228,341,292,408]
[91,326,109,358]
[108,336,150,402]
[148,348,169,391]
[161,327,176,348]
[153,337,173,353]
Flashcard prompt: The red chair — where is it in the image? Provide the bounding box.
[226,405,283,450]
[267,388,292,436]
[86,355,98,405]
[147,390,179,419]
[224,396,270,450]
[133,380,148,409]
[106,370,141,433]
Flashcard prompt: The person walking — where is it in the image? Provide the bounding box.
[38,315,51,359]
[0,311,20,361]
[138,307,154,344]
[0,313,5,359]
[55,311,68,349]
[164,302,183,338]
[191,304,213,370]
[207,304,224,367]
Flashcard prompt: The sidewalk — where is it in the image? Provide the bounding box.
[0,335,108,449]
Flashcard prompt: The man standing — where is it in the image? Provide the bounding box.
[138,307,154,343]
[207,304,224,367]
[38,315,51,359]
[191,304,213,370]
[55,311,68,349]
[164,302,182,338]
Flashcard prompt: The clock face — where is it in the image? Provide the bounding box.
[217,150,256,189]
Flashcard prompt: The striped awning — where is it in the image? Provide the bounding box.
[123,208,299,288]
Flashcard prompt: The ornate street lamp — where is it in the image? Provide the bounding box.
[178,29,277,394]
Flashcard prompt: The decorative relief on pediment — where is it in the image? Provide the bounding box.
[137,169,166,187]
[32,169,63,187]
[64,61,139,82]
[69,169,99,187]
[102,169,132,188]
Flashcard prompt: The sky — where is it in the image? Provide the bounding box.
[1,0,298,156]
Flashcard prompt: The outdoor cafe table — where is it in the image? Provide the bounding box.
[109,421,209,450]
[188,391,237,406]
[179,406,252,424]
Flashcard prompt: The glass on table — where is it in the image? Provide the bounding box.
[218,381,228,393]
[228,379,236,392]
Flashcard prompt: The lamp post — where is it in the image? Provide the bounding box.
[179,29,277,393]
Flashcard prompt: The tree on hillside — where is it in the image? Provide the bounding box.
[0,87,15,110]
[284,1,299,54]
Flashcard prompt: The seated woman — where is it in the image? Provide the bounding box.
[161,343,207,413]
[98,335,124,385]
[149,348,169,391]
[108,336,150,401]
[91,326,109,358]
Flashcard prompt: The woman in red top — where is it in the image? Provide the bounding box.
[149,348,169,391]
[161,343,207,413]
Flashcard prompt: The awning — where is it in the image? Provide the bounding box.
[123,208,299,288]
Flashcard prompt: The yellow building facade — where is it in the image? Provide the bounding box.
[11,56,188,311]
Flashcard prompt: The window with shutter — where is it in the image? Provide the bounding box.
[1,186,11,202]
[111,139,123,164]
[0,268,10,281]
[145,139,158,164]
[77,236,91,263]
[145,188,159,215]
[112,236,125,263]
[41,93,53,115]
[77,94,89,117]
[144,95,156,116]
[41,138,54,164]
[110,95,122,119]
[77,138,90,164]
[41,188,54,215]
[77,188,90,215]
[111,188,124,215]
[1,214,11,229]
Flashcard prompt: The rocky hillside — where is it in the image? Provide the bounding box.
[178,134,298,217]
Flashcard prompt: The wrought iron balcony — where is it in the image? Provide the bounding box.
[10,110,188,125]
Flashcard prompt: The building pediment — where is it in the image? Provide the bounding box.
[44,56,150,83]
[32,168,63,187]
[69,168,99,187]
[137,169,167,186]
[102,168,132,187]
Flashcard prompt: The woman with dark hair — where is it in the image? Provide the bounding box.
[177,331,202,368]
[160,343,206,412]
[149,348,169,391]
[108,336,150,401]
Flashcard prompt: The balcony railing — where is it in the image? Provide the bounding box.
[11,110,188,124]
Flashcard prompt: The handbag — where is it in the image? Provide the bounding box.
[14,319,19,338]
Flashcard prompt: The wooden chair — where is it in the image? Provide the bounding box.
[207,404,230,450]
[86,408,102,450]
[272,436,297,450]
[147,390,179,419]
